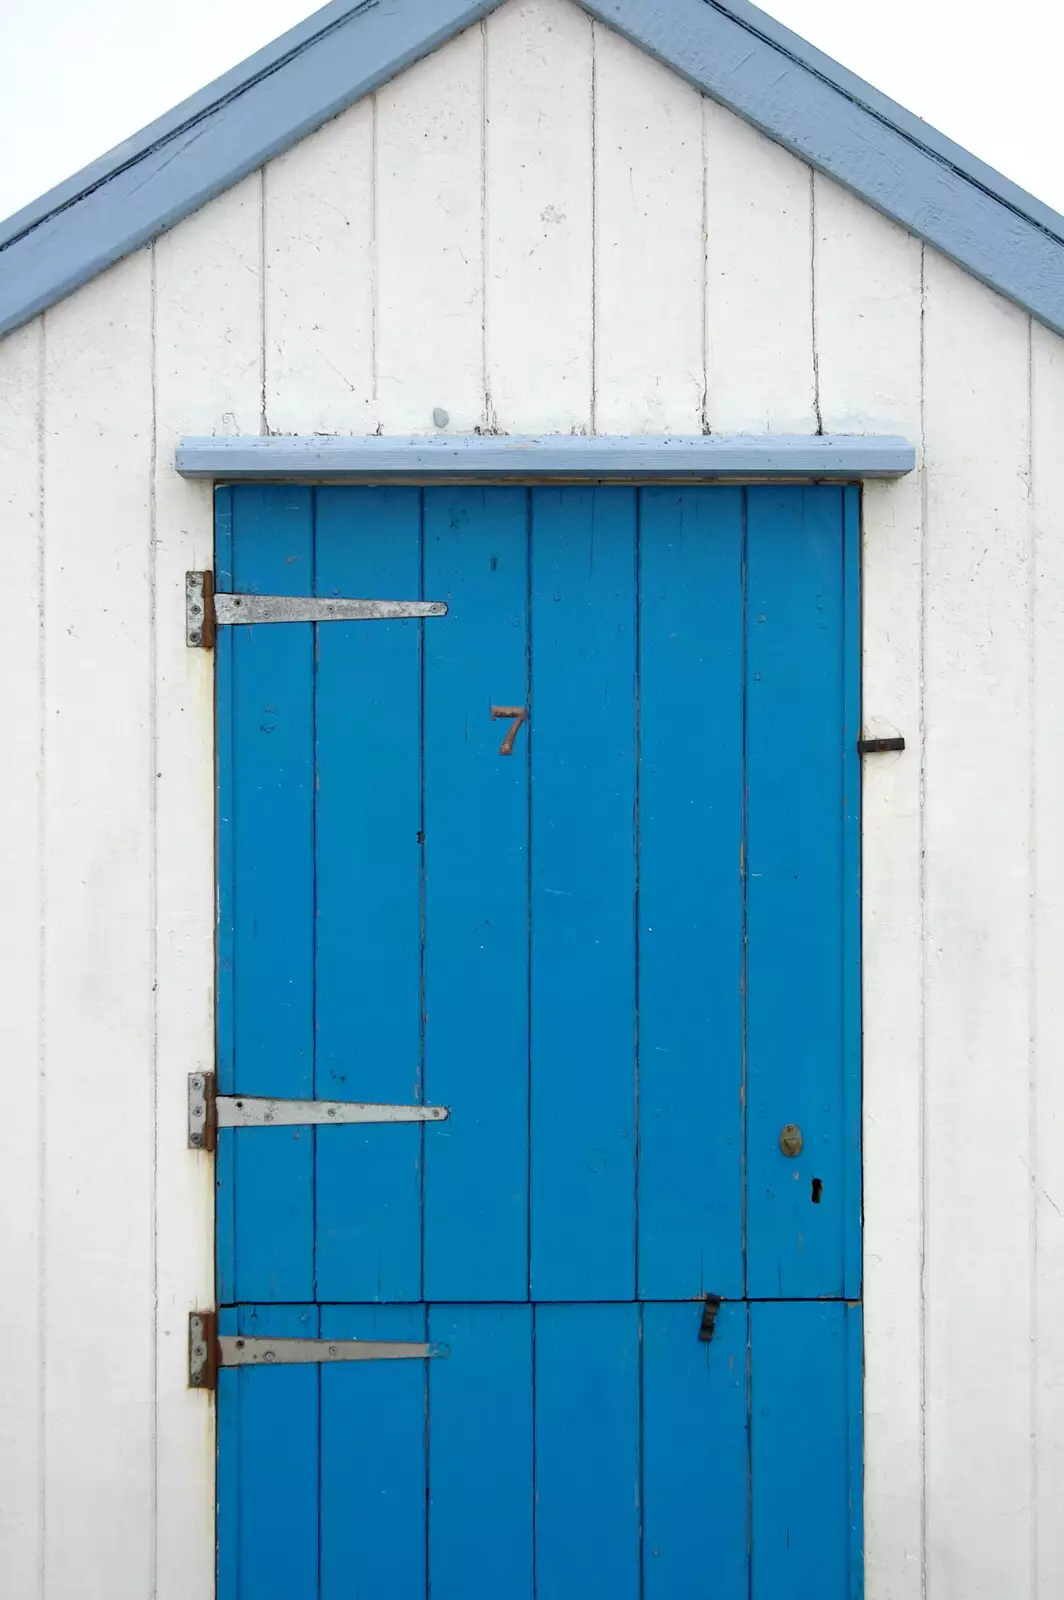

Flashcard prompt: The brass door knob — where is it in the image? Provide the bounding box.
[779,1124,803,1157]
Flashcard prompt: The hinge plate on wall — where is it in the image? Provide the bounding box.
[188,1072,448,1149]
[189,1311,446,1388]
[186,571,447,647]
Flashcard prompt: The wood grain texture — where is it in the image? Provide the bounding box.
[0,321,42,1600]
[319,1304,428,1599]
[750,1301,861,1595]
[922,251,1034,1597]
[529,487,637,1299]
[152,178,262,1600]
[222,487,316,1304]
[313,489,424,1302]
[745,485,856,1300]
[642,1301,748,1598]
[704,100,816,433]
[264,103,375,434]
[41,252,155,1599]
[815,174,925,1600]
[636,488,744,1299]
[423,488,532,1300]
[593,22,704,432]
[376,25,485,432]
[534,1303,641,1598]
[485,0,593,431]
[427,1305,534,1598]
[1032,319,1064,1600]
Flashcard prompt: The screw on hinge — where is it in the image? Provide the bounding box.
[857,735,905,754]
[698,1294,723,1343]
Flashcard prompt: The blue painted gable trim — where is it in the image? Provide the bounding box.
[0,0,498,334]
[599,0,1064,332]
[175,433,916,480]
[2,0,1063,338]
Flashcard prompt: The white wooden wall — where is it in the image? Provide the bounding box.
[1,1,1062,1595]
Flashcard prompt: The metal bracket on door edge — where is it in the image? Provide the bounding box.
[698,1295,723,1342]
[188,1072,449,1149]
[857,734,906,754]
[189,1312,447,1388]
[186,571,447,647]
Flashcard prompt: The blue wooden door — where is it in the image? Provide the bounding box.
[215,483,862,1598]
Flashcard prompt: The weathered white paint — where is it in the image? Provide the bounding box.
[485,0,593,432]
[1,2,1062,1595]
[705,101,817,434]
[1032,319,1064,1600]
[594,23,704,432]
[153,175,263,1600]
[816,176,926,1598]
[922,255,1033,1598]
[42,251,156,1599]
[377,25,485,433]
[264,107,374,436]
[0,319,43,1600]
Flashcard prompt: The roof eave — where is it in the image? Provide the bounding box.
[2,0,1062,341]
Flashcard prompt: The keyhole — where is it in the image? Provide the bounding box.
[811,1178,823,1204]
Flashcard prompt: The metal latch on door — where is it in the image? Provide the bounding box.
[189,1312,448,1389]
[188,1072,449,1149]
[185,570,448,648]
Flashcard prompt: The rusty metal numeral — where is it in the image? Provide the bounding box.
[490,705,528,756]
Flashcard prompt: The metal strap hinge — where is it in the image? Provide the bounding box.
[188,1072,448,1149]
[189,1312,447,1388]
[186,570,447,647]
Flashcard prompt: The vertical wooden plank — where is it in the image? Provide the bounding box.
[428,1305,534,1599]
[218,1304,320,1600]
[746,485,853,1299]
[154,176,262,1600]
[815,175,925,1599]
[485,0,593,432]
[225,484,315,1303]
[42,252,155,1598]
[376,27,484,432]
[593,22,704,433]
[1033,319,1064,1600]
[215,490,237,1307]
[642,1301,748,1600]
[264,102,375,434]
[314,487,423,1302]
[922,255,1033,1597]
[535,1303,640,1600]
[637,488,744,1299]
[0,321,42,1599]
[215,1306,240,1600]
[423,487,530,1300]
[750,1301,860,1598]
[704,101,816,433]
[841,485,862,1300]
[319,1304,427,1600]
[530,487,636,1301]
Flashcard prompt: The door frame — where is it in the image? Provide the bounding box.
[169,433,919,1595]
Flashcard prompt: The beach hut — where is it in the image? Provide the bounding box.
[1,0,1062,1594]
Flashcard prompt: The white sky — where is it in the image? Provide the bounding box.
[0,0,1060,224]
